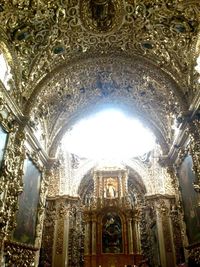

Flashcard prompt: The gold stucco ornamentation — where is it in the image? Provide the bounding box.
[189,120,200,191]
[4,241,37,266]
[0,1,199,266]
[0,1,199,156]
[80,0,123,33]
[188,245,200,264]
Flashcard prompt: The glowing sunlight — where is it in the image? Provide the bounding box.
[62,109,156,161]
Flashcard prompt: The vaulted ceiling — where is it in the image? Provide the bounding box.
[0,0,200,157]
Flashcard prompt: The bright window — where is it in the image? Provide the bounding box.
[62,109,156,161]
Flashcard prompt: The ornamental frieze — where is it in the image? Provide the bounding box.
[0,0,199,104]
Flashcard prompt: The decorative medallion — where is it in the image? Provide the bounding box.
[80,0,124,34]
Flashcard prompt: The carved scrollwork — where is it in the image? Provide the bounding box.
[188,245,200,264]
[40,197,83,267]
[47,159,61,197]
[0,99,49,263]
[174,117,200,193]
[55,217,64,255]
[4,241,37,266]
[39,200,56,267]
[170,203,185,263]
[28,55,183,157]
[0,0,199,110]
[0,129,25,240]
[0,93,18,132]
[0,1,198,164]
[0,1,199,266]
[188,121,200,190]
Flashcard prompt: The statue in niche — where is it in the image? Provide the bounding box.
[90,0,115,31]
[104,177,118,198]
[102,212,122,253]
[106,182,116,198]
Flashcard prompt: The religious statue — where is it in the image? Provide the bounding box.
[104,177,118,198]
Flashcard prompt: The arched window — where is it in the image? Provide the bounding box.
[0,52,12,90]
[195,55,200,83]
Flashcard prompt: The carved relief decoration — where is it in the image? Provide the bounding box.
[170,202,185,264]
[80,0,123,33]
[188,119,200,190]
[188,245,200,264]
[78,167,151,260]
[40,196,83,267]
[0,91,50,266]
[39,200,56,267]
[4,241,37,266]
[175,129,200,194]
[0,1,199,160]
[0,33,22,103]
[173,133,200,263]
[0,1,199,265]
[47,159,61,197]
[53,147,177,201]
[0,94,43,265]
[0,0,199,98]
[0,93,23,246]
[78,172,94,206]
[146,195,184,265]
[31,56,183,156]
[68,201,84,267]
[4,142,48,264]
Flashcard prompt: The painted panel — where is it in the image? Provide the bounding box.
[178,155,200,244]
[13,158,41,245]
[102,212,123,253]
[0,124,8,169]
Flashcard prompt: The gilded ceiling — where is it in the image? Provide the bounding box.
[0,0,200,156]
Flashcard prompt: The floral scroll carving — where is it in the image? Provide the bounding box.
[4,241,37,266]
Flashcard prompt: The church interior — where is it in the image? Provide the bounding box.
[0,0,200,266]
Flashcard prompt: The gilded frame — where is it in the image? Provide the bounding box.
[13,157,42,245]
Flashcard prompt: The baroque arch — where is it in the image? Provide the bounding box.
[25,54,188,158]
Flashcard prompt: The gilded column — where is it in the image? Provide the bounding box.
[154,197,176,267]
[118,174,122,198]
[135,219,141,253]
[84,215,90,256]
[93,172,97,198]
[132,208,142,254]
[64,210,70,267]
[128,218,133,254]
[91,215,97,255]
[122,171,128,197]
[53,201,67,267]
[99,173,103,198]
[189,120,200,191]
[156,206,166,267]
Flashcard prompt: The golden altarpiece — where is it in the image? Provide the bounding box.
[83,169,143,267]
